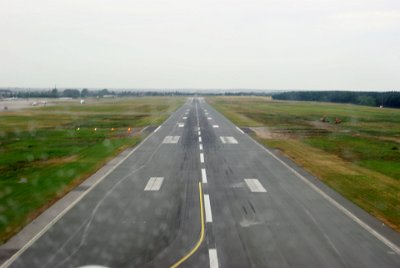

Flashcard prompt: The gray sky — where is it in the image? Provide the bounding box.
[1,0,399,90]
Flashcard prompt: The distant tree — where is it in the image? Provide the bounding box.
[272,91,400,108]
[356,95,377,106]
[51,88,59,98]
[99,89,110,97]
[62,89,80,98]
[81,88,89,98]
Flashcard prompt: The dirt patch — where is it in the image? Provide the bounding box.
[251,126,330,140]
[309,120,338,130]
[41,155,79,165]
[251,127,289,139]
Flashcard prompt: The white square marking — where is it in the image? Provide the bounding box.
[144,177,164,191]
[213,125,219,128]
[220,136,238,144]
[244,178,267,192]
[163,136,180,144]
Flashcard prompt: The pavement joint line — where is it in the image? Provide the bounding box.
[170,182,205,268]
[204,195,213,223]
[201,168,208,183]
[200,153,205,163]
[235,126,244,134]
[0,106,181,268]
[209,249,219,268]
[245,125,400,255]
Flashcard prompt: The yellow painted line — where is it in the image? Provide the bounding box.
[170,182,205,268]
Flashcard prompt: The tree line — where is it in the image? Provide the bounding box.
[272,91,400,108]
[0,89,195,99]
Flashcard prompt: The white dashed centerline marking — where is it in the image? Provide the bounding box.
[198,131,201,136]
[178,123,184,127]
[199,144,203,150]
[200,153,205,163]
[144,177,164,191]
[244,178,267,192]
[199,137,202,142]
[204,194,213,222]
[212,125,219,128]
[207,117,212,120]
[201,168,207,183]
[209,249,219,268]
[183,117,187,120]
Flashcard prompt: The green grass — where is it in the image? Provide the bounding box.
[208,96,400,231]
[0,97,184,243]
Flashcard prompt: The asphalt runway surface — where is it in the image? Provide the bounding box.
[2,98,400,267]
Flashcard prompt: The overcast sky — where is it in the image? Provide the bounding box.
[0,0,399,90]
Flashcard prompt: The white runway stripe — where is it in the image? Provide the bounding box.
[163,136,180,144]
[220,136,238,144]
[244,178,267,192]
[144,177,164,191]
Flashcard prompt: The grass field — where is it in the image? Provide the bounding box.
[0,97,184,244]
[208,96,400,231]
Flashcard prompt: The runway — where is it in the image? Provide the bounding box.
[3,97,400,267]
